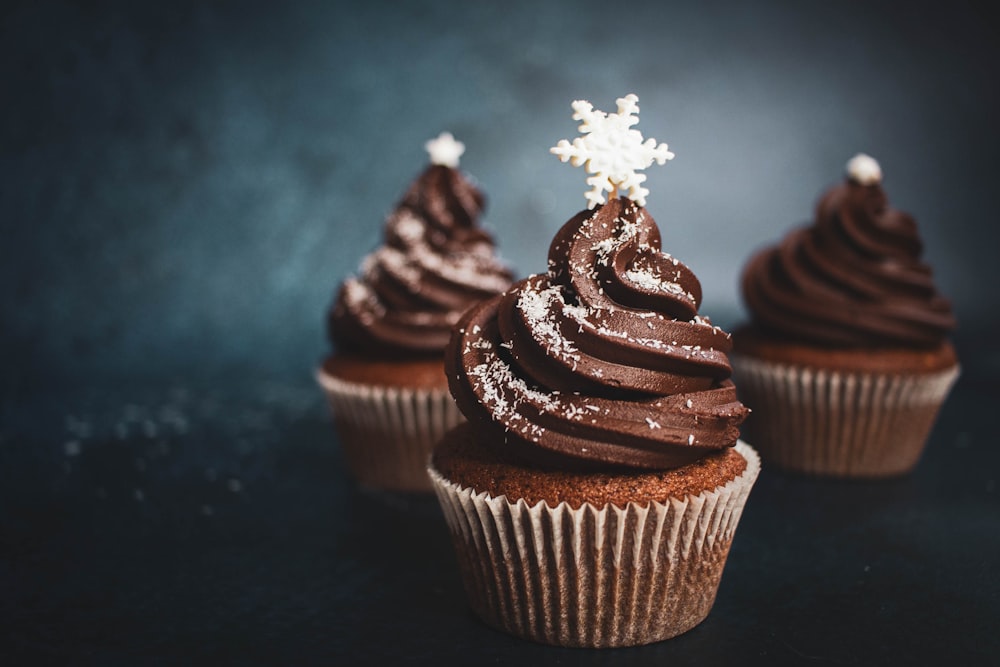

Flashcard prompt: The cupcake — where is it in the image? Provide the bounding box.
[428,95,759,648]
[733,154,959,477]
[317,132,513,492]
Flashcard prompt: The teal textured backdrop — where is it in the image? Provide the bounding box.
[2,0,996,383]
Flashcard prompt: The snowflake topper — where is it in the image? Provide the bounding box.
[550,94,674,209]
[846,153,882,186]
[426,132,465,168]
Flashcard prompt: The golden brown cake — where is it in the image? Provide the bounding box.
[434,422,748,510]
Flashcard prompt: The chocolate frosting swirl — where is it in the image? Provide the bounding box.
[741,167,955,348]
[447,197,749,470]
[329,165,513,357]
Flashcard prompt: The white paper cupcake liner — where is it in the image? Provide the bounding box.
[731,355,960,477]
[316,366,465,492]
[428,441,760,648]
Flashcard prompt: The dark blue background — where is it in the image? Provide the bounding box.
[3,0,998,384]
[2,1,998,664]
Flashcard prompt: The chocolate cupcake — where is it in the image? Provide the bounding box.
[317,133,513,492]
[733,154,959,477]
[428,95,759,647]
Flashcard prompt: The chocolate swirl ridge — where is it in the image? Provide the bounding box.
[330,165,513,357]
[741,175,955,348]
[446,198,748,470]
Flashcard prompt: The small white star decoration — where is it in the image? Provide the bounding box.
[551,93,674,209]
[846,153,882,186]
[425,132,465,168]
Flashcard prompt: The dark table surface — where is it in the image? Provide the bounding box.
[2,353,998,666]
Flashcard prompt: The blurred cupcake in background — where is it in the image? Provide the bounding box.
[733,153,959,477]
[317,132,513,492]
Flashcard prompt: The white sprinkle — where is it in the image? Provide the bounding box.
[518,285,581,364]
[624,266,691,300]
[686,399,693,408]
[646,417,661,429]
[688,434,695,445]
[846,153,882,185]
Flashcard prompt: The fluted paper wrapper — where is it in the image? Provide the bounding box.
[316,366,464,492]
[732,355,959,477]
[428,442,760,648]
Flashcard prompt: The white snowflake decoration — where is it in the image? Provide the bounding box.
[425,131,465,168]
[550,94,674,209]
[846,153,882,185]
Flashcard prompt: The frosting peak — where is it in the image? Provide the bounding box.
[741,158,955,348]
[447,198,748,471]
[329,162,513,357]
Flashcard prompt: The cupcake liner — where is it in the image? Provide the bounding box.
[428,441,760,648]
[731,355,960,477]
[316,366,465,492]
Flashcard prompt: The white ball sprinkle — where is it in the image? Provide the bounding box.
[846,153,882,185]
